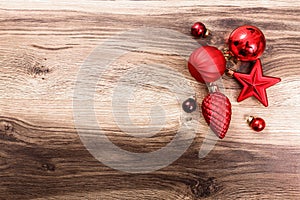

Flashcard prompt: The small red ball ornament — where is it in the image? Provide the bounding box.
[201,92,232,139]
[228,25,266,61]
[191,22,209,38]
[188,46,226,83]
[248,116,266,132]
[182,98,197,113]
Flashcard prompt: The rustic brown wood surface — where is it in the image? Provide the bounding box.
[0,1,299,199]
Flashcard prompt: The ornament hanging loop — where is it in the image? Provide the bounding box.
[207,82,220,93]
[222,47,232,61]
[204,29,211,37]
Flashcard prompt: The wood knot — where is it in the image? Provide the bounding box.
[28,64,51,76]
[41,163,56,172]
[190,177,220,198]
[15,51,52,77]
[0,121,14,132]
[0,120,18,142]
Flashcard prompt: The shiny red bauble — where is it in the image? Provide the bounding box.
[188,46,226,83]
[228,25,266,61]
[191,22,208,38]
[202,92,232,139]
[249,117,266,132]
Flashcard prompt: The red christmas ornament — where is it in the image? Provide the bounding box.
[188,46,226,83]
[228,25,266,61]
[182,98,197,113]
[248,116,266,132]
[201,92,232,139]
[231,59,281,107]
[191,22,209,38]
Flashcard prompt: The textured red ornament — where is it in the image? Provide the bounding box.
[201,92,232,139]
[233,59,281,107]
[191,22,207,38]
[228,25,266,61]
[249,117,266,132]
[188,46,226,83]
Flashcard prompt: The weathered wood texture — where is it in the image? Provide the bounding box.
[0,1,300,199]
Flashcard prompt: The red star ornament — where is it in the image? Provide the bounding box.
[233,59,281,107]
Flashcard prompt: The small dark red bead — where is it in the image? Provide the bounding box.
[182,98,197,113]
[191,22,207,38]
[250,117,266,132]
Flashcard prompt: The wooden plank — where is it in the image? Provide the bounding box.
[0,1,299,199]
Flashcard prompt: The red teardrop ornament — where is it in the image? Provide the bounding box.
[201,92,232,139]
[228,25,266,61]
[188,46,226,83]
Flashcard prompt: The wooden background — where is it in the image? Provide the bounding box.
[0,0,299,199]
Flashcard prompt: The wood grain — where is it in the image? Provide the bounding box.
[0,1,300,199]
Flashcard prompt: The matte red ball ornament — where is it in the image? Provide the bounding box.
[228,25,266,61]
[201,92,232,139]
[191,22,209,38]
[248,116,266,132]
[188,46,226,83]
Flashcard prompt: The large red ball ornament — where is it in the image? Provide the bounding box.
[188,46,226,83]
[228,25,266,61]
